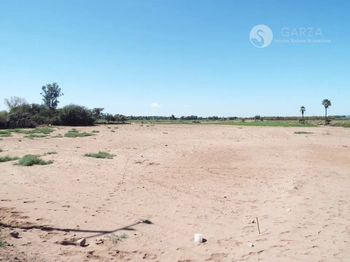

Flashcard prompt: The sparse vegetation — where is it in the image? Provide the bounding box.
[0,131,11,137]
[0,128,54,137]
[0,148,2,152]
[24,134,47,139]
[64,128,93,138]
[111,130,115,132]
[294,131,313,134]
[84,151,115,159]
[0,156,20,162]
[107,233,128,243]
[221,122,315,127]
[92,130,100,133]
[17,155,53,166]
[13,128,54,134]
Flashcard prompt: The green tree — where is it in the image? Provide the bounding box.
[321,99,331,124]
[59,104,95,126]
[300,106,306,119]
[104,113,115,123]
[0,110,8,119]
[92,108,104,120]
[115,114,127,123]
[41,83,64,111]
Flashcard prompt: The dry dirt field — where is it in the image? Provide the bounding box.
[1,124,350,262]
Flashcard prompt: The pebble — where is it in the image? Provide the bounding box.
[10,231,19,238]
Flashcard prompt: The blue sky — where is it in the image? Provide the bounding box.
[0,0,348,117]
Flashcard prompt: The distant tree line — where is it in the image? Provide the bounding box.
[0,87,341,129]
[0,83,127,128]
[127,114,346,122]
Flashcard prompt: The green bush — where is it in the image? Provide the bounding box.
[59,104,95,126]
[64,128,93,138]
[84,151,115,159]
[17,155,53,166]
[0,156,19,162]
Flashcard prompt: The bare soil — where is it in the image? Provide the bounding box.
[1,124,350,261]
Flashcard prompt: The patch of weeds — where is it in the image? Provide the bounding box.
[111,130,115,132]
[84,151,115,159]
[12,128,54,135]
[24,134,47,139]
[0,156,20,162]
[107,127,111,129]
[106,233,128,243]
[0,131,11,137]
[18,139,22,142]
[92,130,100,133]
[141,219,152,224]
[0,128,55,137]
[64,129,93,138]
[294,131,313,135]
[0,148,2,152]
[17,155,53,166]
[52,134,63,138]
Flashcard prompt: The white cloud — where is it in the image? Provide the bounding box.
[184,104,189,108]
[150,102,161,108]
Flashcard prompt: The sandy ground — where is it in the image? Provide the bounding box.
[0,124,350,262]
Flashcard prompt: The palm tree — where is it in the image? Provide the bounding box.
[300,106,306,119]
[322,99,332,124]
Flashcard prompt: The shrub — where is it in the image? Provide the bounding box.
[59,104,95,126]
[17,155,53,166]
[64,128,93,138]
[84,151,115,159]
[0,156,19,162]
